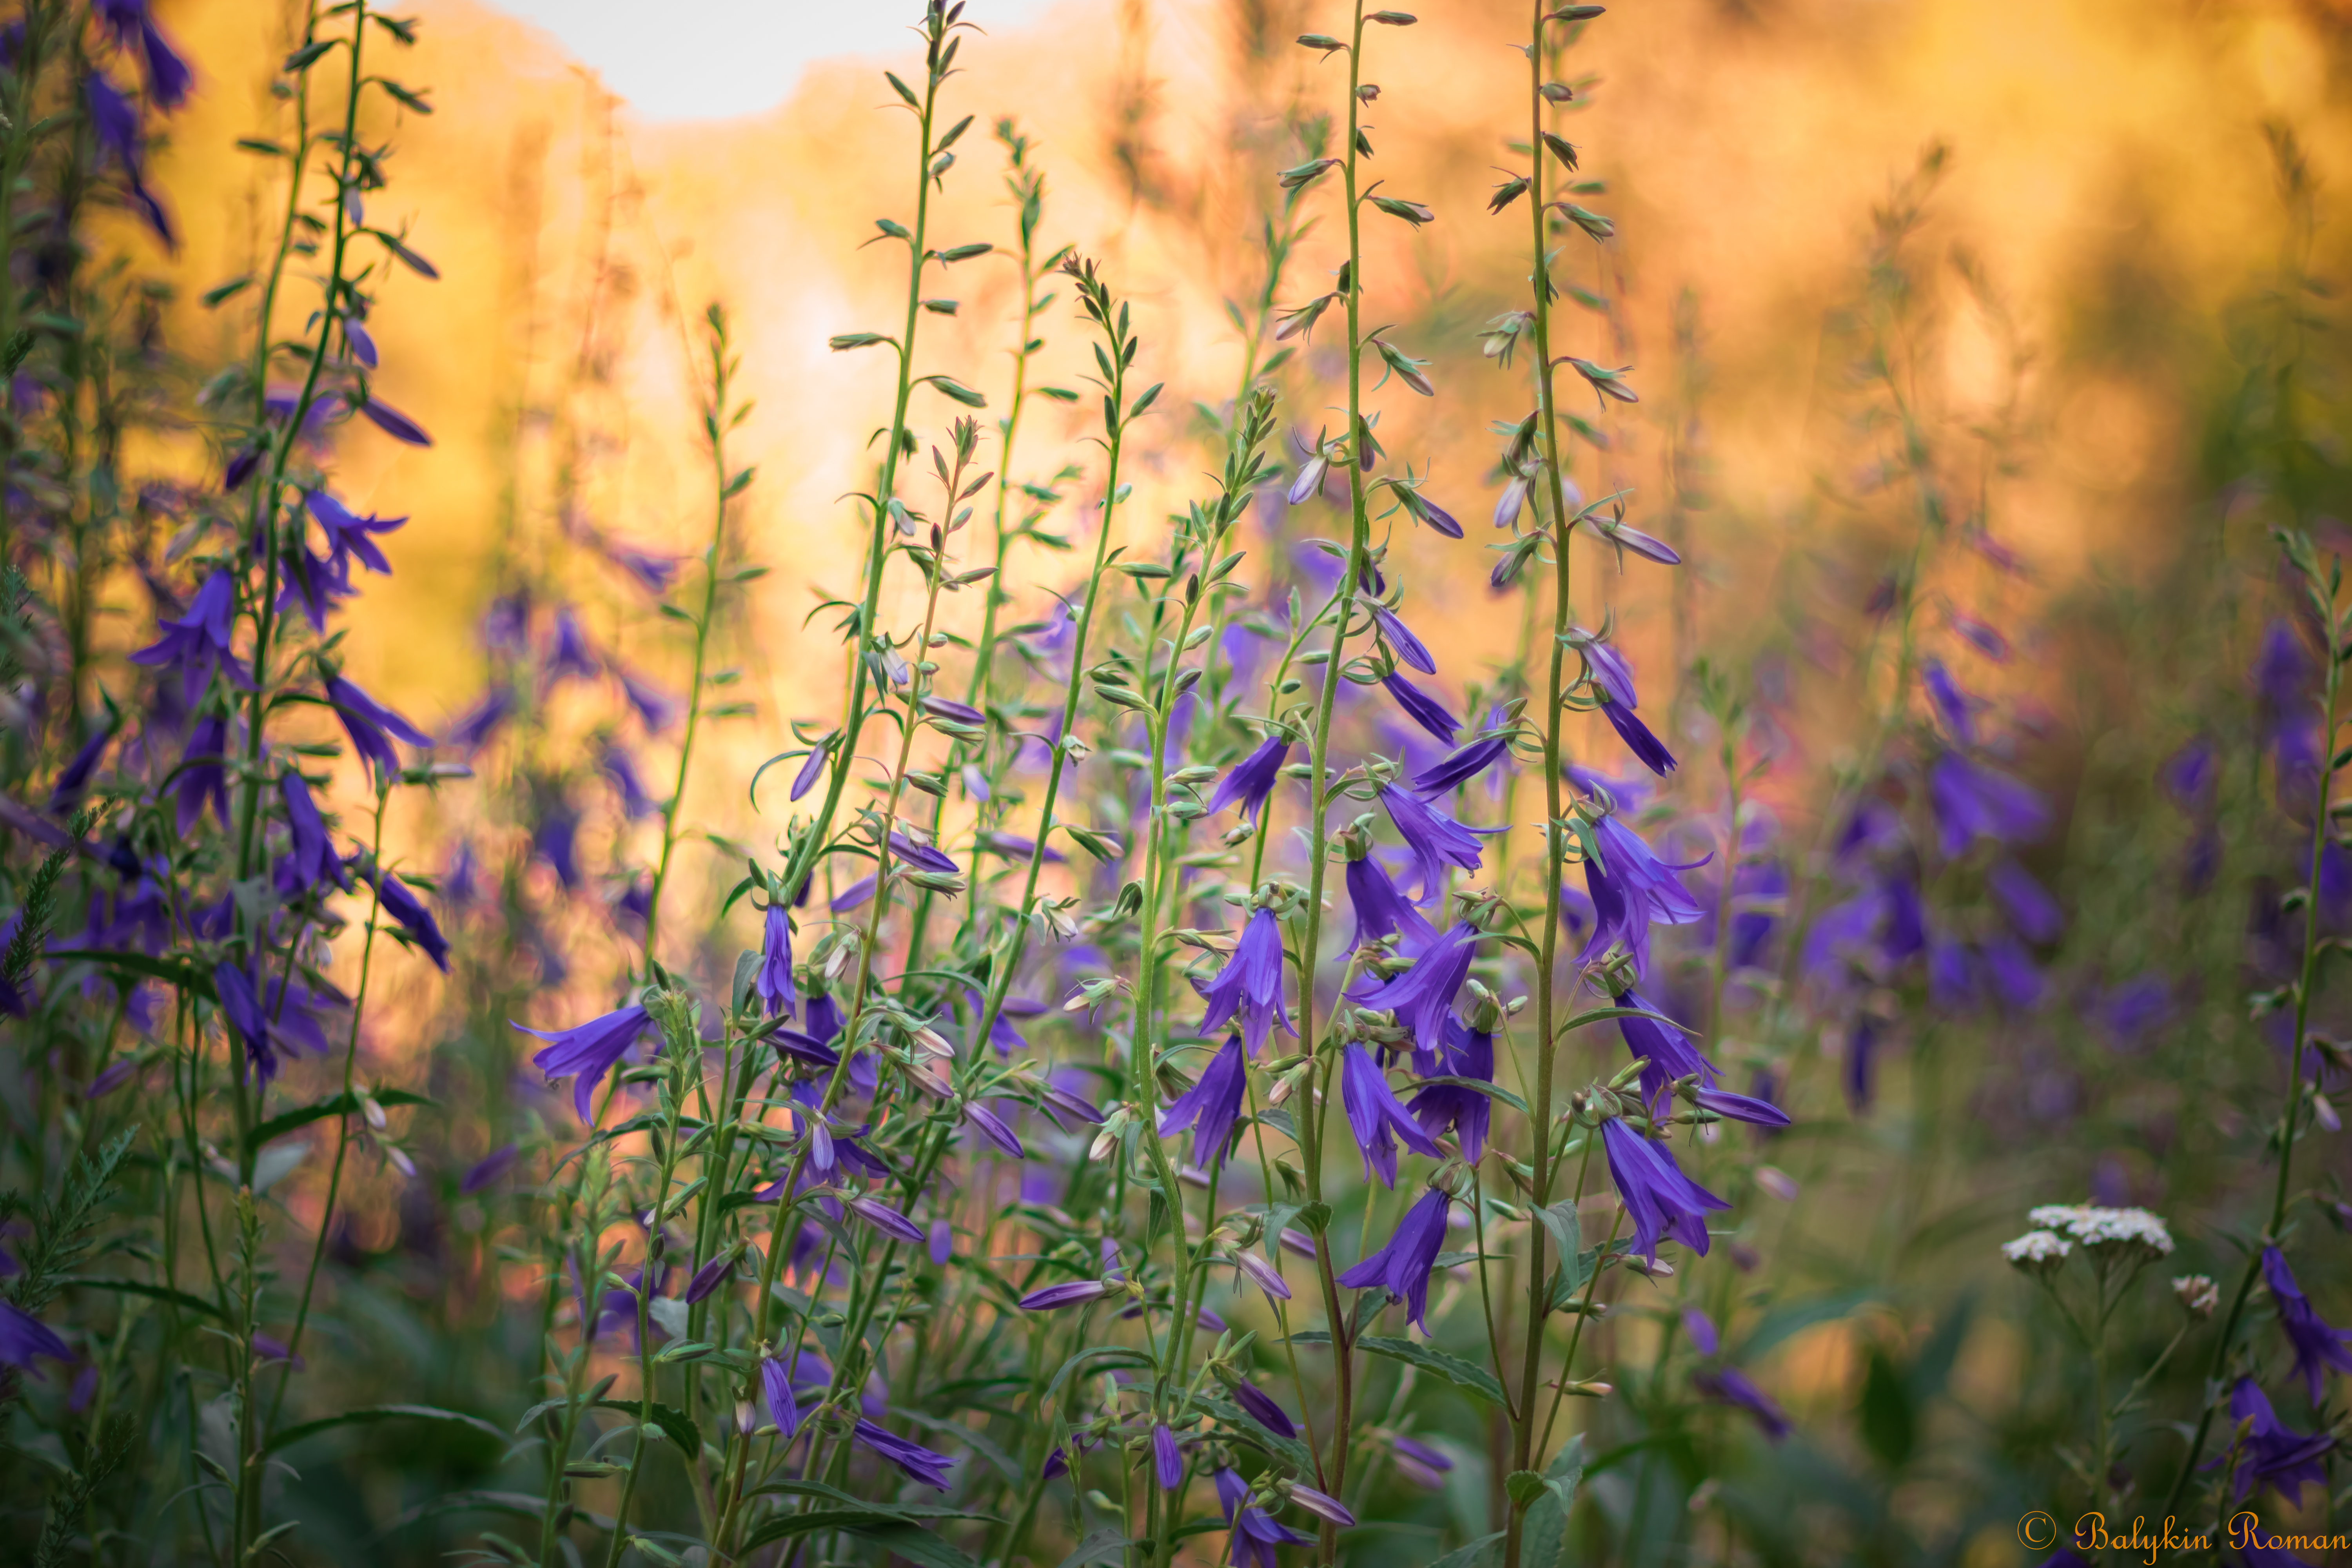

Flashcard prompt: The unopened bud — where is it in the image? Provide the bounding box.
[2173,1274,2219,1318]
[1755,1166,1798,1202]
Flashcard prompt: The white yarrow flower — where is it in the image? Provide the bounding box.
[2002,1229,2072,1269]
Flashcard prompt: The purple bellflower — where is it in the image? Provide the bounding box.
[48,721,113,813]
[1383,785,1487,900]
[1581,815,1707,976]
[1230,1379,1296,1437]
[0,1300,69,1373]
[755,901,797,1017]
[1368,601,1437,675]
[1614,989,1714,1110]
[1160,1035,1248,1164]
[2208,1379,2333,1506]
[1218,1468,1315,1568]
[326,675,432,782]
[1354,920,1478,1069]
[1153,1423,1183,1490]
[95,0,192,109]
[1340,1044,1444,1187]
[1345,852,1436,951]
[1601,1117,1729,1263]
[513,1004,652,1122]
[853,1418,955,1490]
[1598,695,1677,777]
[370,867,448,971]
[1923,658,1976,746]
[359,397,432,446]
[760,1352,801,1440]
[1198,908,1291,1054]
[1410,727,1512,796]
[2262,1247,2352,1404]
[175,713,231,835]
[1337,1184,1450,1332]
[1207,735,1290,823]
[131,570,248,705]
[274,771,346,896]
[305,490,405,580]
[1988,860,2063,944]
[1018,1278,1111,1311]
[1409,1014,1494,1160]
[1382,671,1460,745]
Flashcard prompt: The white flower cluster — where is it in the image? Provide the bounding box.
[2002,1229,2073,1267]
[2026,1203,2176,1256]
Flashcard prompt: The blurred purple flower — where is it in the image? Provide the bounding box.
[1927,754,2049,857]
[1988,859,2063,943]
[305,490,405,579]
[359,397,432,446]
[620,667,679,733]
[755,901,797,1017]
[132,571,249,705]
[2262,1247,2352,1405]
[460,1144,518,1194]
[1922,658,1976,746]
[370,867,448,971]
[2208,1379,2332,1506]
[853,1418,953,1490]
[326,675,432,783]
[0,1301,69,1374]
[1383,786,1487,900]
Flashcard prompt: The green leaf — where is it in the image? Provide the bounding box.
[1532,1199,1580,1266]
[1520,1435,1584,1568]
[1043,1345,1154,1405]
[1054,1528,1132,1568]
[264,1403,505,1455]
[924,374,989,408]
[1428,1530,1507,1568]
[58,1276,222,1319]
[1858,1348,1914,1468]
[847,1524,982,1568]
[1504,1470,1548,1507]
[1356,1336,1507,1405]
[247,1089,434,1152]
[202,276,254,308]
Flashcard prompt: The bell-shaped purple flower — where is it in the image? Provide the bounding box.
[274,770,347,896]
[370,866,448,971]
[1198,908,1291,1054]
[2207,1379,2333,1506]
[0,1300,69,1373]
[305,490,405,579]
[174,713,231,835]
[1598,696,1677,777]
[965,1101,1025,1158]
[1614,988,1713,1109]
[1409,1014,1494,1160]
[755,901,797,1017]
[1411,719,1513,796]
[1018,1278,1111,1311]
[1337,1184,1450,1332]
[620,667,679,733]
[326,675,432,783]
[1207,736,1290,824]
[1368,601,1436,675]
[1574,631,1640,708]
[1345,853,1436,951]
[47,720,113,813]
[359,397,432,447]
[1160,1034,1248,1163]
[513,1004,652,1123]
[853,1418,954,1490]
[1230,1379,1296,1437]
[2262,1247,2352,1405]
[1601,1117,1730,1263]
[1354,921,1478,1068]
[95,0,191,109]
[760,1352,801,1440]
[131,570,249,705]
[1381,672,1460,746]
[1383,786,1487,901]
[1152,1422,1183,1490]
[1692,1361,1791,1441]
[1340,1044,1443,1188]
[546,609,599,686]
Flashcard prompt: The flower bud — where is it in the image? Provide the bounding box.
[2173,1274,2219,1317]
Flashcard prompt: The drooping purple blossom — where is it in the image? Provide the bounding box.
[1410,728,1512,796]
[1368,600,1436,675]
[1340,1044,1443,1188]
[95,0,192,109]
[853,1418,954,1490]
[965,1101,1025,1158]
[1922,657,1976,746]
[1218,1468,1315,1568]
[760,1352,801,1440]
[1337,1184,1450,1332]
[1988,859,2063,943]
[1601,1116,1729,1263]
[1207,735,1290,824]
[1598,696,1677,777]
[1409,1013,1494,1160]
[370,866,449,971]
[1160,1035,1248,1163]
[846,1193,925,1245]
[2262,1247,2352,1405]
[1152,1423,1183,1490]
[274,770,345,896]
[2207,1379,2332,1506]
[1383,785,1487,900]
[358,397,432,447]
[1354,920,1478,1068]
[47,721,113,813]
[174,713,231,835]
[131,570,247,705]
[755,901,797,1017]
[305,490,405,580]
[1198,908,1291,1054]
[1018,1278,1111,1311]
[326,675,432,783]
[1381,671,1460,745]
[1345,853,1436,952]
[0,1300,69,1373]
[513,1004,652,1122]
[1614,989,1713,1109]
